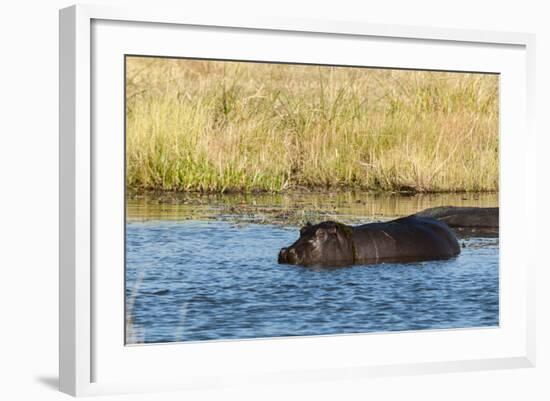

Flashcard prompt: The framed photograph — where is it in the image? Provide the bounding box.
[59,4,536,396]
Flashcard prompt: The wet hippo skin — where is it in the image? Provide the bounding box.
[278,216,460,267]
[415,206,498,237]
[414,206,498,228]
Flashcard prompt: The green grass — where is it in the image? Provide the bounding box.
[126,57,499,193]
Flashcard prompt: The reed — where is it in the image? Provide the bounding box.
[126,57,498,193]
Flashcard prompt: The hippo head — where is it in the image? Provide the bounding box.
[278,221,354,266]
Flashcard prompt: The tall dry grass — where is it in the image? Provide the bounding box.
[126,57,498,193]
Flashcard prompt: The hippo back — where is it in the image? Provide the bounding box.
[351,216,460,264]
[415,206,498,228]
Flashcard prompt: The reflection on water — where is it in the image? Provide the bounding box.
[125,191,499,344]
[127,191,498,225]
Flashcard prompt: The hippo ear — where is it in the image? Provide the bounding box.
[327,225,337,235]
[300,222,313,235]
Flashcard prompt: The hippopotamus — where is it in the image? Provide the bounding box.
[414,206,498,237]
[278,216,460,267]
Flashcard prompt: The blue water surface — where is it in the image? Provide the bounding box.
[126,221,499,343]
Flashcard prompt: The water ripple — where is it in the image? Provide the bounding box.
[126,221,499,343]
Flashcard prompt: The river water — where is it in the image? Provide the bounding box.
[125,192,499,344]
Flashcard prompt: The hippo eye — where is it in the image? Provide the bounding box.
[315,228,328,239]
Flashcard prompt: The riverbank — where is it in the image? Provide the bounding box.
[126,190,499,227]
[126,57,499,194]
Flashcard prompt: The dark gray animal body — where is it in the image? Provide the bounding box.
[278,216,460,267]
[415,206,498,237]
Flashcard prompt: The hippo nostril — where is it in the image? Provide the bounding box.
[287,248,300,264]
[278,248,288,263]
[278,247,300,264]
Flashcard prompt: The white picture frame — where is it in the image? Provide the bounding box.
[59,4,536,397]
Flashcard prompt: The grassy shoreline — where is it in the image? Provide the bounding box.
[126,58,499,193]
[127,187,500,197]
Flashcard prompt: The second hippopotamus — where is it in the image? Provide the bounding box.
[415,206,499,237]
[278,216,460,267]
